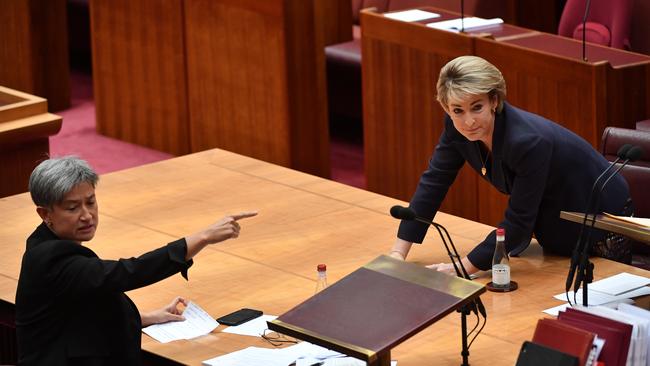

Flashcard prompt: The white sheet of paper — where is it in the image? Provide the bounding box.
[542,303,571,316]
[202,346,295,366]
[282,341,343,360]
[221,314,277,337]
[553,287,648,306]
[142,302,218,343]
[426,17,503,32]
[589,272,650,295]
[384,9,440,22]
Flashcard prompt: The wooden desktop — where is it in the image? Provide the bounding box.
[0,149,648,365]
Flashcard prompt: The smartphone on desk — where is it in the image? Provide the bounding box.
[216,308,263,326]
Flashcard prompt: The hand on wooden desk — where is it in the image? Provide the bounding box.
[427,257,479,276]
[184,211,258,260]
[141,296,188,327]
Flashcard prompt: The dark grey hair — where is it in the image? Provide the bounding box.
[29,156,99,207]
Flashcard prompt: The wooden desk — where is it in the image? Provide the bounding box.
[0,149,648,365]
[0,86,62,198]
[90,0,351,177]
[560,211,650,244]
[361,7,650,227]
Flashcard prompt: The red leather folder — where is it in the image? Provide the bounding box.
[558,312,627,366]
[532,318,595,366]
[562,307,632,366]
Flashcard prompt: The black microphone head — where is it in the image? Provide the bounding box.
[626,146,644,162]
[389,205,416,221]
[616,144,632,159]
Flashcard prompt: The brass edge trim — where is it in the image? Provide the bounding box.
[363,255,485,299]
[269,319,376,360]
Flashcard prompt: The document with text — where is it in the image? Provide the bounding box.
[142,302,218,343]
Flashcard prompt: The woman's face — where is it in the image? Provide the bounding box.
[445,93,497,144]
[37,182,98,243]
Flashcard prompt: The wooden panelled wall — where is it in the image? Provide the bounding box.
[90,0,351,178]
[0,0,70,111]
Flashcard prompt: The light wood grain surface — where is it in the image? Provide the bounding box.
[1,148,648,365]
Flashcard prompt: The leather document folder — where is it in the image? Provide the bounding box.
[532,318,595,366]
[561,307,632,366]
[267,255,485,364]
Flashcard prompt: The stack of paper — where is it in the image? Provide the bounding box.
[383,9,440,22]
[426,17,503,32]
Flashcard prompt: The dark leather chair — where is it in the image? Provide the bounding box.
[601,127,650,218]
[601,126,650,261]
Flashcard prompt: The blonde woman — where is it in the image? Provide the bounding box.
[390,56,632,274]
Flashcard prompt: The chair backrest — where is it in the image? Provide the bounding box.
[558,0,633,49]
[601,127,650,217]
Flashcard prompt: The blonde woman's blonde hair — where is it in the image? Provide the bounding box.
[436,55,506,113]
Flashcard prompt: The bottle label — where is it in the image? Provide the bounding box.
[492,264,510,286]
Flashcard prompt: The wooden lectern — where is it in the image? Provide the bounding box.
[268,255,485,366]
[0,86,61,198]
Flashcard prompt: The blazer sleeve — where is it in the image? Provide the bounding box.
[467,135,553,270]
[398,126,466,243]
[44,239,193,297]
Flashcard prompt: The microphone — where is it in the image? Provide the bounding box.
[565,143,631,295]
[581,0,593,61]
[460,0,465,32]
[572,145,643,303]
[390,205,487,318]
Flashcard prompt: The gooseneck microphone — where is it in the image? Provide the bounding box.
[573,146,643,305]
[581,0,593,61]
[565,143,631,298]
[390,205,487,318]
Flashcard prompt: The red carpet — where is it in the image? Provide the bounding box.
[52,71,365,188]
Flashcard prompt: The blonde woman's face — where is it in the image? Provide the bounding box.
[445,93,497,144]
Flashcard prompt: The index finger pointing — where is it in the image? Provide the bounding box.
[231,211,258,221]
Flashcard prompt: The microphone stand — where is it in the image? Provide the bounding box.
[574,158,634,306]
[460,0,465,33]
[412,215,485,366]
[565,144,630,303]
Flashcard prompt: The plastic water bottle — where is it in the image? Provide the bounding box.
[491,228,510,287]
[315,264,328,293]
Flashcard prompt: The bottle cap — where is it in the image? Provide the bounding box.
[496,228,505,236]
[317,264,327,271]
